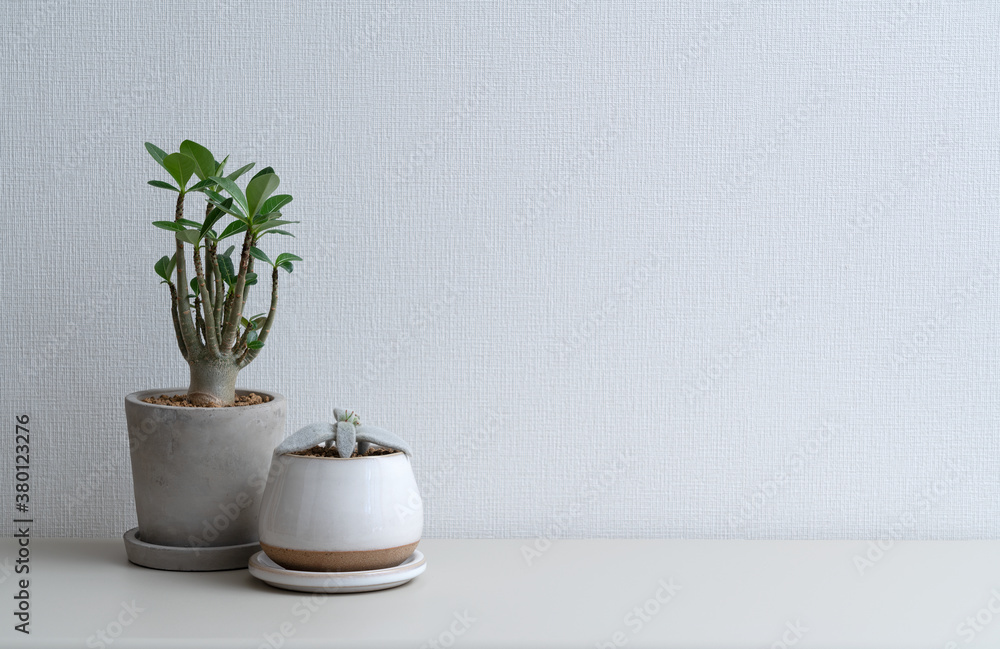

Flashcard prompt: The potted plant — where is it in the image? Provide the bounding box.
[123,140,302,571]
[257,409,423,573]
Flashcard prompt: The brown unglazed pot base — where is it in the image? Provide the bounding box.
[261,541,420,572]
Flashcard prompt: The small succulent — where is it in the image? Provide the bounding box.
[274,409,412,458]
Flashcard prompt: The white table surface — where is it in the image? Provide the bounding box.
[1,538,999,648]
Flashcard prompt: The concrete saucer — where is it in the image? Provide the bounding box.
[123,527,260,571]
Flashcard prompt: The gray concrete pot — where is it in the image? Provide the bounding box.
[123,388,286,570]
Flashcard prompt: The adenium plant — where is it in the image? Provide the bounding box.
[146,140,301,406]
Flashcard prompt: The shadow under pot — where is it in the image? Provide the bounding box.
[258,451,423,572]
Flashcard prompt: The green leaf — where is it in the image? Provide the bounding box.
[144,142,167,166]
[148,179,179,192]
[218,220,248,240]
[208,175,248,213]
[176,218,202,229]
[260,194,292,215]
[179,140,217,180]
[218,254,236,285]
[244,272,259,287]
[208,198,246,221]
[274,253,302,266]
[152,221,185,232]
[246,340,265,350]
[265,229,295,237]
[277,261,294,273]
[246,172,280,218]
[190,278,200,297]
[200,201,229,240]
[241,313,266,330]
[175,229,202,245]
[162,153,197,190]
[202,189,226,204]
[154,255,172,280]
[215,155,229,177]
[256,219,299,232]
[251,166,275,180]
[188,178,216,193]
[225,162,255,182]
[249,247,271,265]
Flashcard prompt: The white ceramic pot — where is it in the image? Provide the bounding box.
[258,451,423,572]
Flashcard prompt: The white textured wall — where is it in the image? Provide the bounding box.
[2,1,998,539]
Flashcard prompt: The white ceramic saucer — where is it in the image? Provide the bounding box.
[248,550,426,593]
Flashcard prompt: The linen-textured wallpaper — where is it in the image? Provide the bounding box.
[2,1,997,540]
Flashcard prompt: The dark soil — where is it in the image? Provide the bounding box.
[142,393,271,408]
[291,445,399,459]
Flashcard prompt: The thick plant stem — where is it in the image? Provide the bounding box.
[194,295,206,346]
[202,205,217,316]
[173,193,202,355]
[208,244,224,329]
[239,267,278,368]
[187,358,240,406]
[241,256,255,308]
[220,229,254,350]
[168,283,188,359]
[192,244,220,356]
